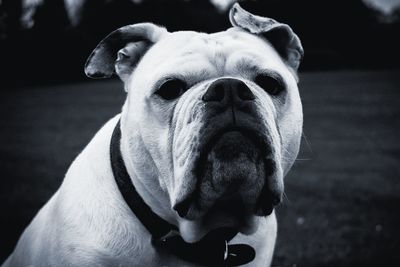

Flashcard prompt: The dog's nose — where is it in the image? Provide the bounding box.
[202,78,255,103]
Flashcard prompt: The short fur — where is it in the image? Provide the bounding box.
[4,4,303,267]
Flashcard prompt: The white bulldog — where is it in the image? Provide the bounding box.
[3,4,303,267]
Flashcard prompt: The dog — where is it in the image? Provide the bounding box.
[3,4,303,267]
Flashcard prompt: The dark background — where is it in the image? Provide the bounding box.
[1,0,400,266]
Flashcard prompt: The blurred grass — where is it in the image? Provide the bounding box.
[1,70,399,266]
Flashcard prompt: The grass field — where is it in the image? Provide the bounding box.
[1,70,399,266]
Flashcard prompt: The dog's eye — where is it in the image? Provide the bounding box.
[155,79,187,100]
[255,74,283,96]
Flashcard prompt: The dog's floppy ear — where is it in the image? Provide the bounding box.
[85,23,168,82]
[229,3,304,71]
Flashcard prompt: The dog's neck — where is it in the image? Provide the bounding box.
[119,122,178,225]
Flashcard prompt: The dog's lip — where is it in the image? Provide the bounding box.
[173,123,272,219]
[195,125,269,174]
[174,126,270,218]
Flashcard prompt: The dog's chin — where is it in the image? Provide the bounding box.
[177,131,269,242]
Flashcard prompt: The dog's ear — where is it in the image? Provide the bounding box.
[85,23,168,82]
[229,3,303,71]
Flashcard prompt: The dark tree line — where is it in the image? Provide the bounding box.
[0,0,399,87]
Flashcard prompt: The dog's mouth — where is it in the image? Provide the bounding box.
[174,126,276,222]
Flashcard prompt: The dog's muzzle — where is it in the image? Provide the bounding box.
[173,78,282,220]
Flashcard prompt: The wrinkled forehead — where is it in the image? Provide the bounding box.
[136,28,290,78]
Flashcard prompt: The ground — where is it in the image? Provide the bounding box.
[0,70,399,266]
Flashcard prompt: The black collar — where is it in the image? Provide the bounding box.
[110,120,256,266]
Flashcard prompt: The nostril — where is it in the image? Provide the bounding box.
[202,83,225,102]
[237,83,255,101]
[202,78,255,103]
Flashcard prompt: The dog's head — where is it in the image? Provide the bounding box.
[85,4,303,242]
